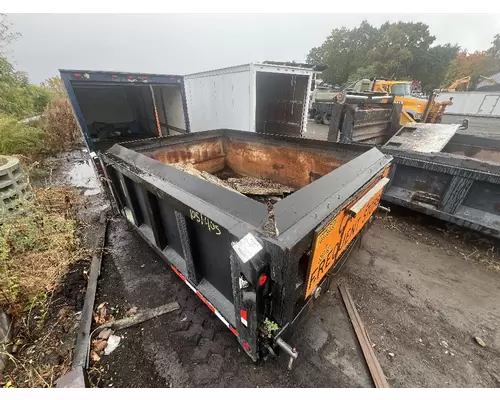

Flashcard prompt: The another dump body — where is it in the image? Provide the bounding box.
[329,99,500,238]
[99,130,392,362]
[61,69,190,182]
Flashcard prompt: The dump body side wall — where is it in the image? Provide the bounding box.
[382,149,500,238]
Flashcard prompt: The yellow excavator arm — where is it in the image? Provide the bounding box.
[443,75,497,92]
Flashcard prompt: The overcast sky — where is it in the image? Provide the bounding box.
[5,13,500,83]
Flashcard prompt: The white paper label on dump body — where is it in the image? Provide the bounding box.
[232,233,263,263]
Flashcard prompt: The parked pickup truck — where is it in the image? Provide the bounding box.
[99,129,392,365]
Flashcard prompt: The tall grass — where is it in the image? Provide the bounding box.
[41,97,80,153]
[0,187,82,317]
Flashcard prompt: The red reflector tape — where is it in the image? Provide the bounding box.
[196,291,215,313]
[242,342,251,351]
[170,265,239,338]
[240,309,248,327]
[229,325,239,337]
[259,274,268,286]
[170,265,186,282]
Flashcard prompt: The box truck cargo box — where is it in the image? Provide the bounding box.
[184,63,316,137]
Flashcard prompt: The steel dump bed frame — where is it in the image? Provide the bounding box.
[330,100,500,239]
[99,129,392,363]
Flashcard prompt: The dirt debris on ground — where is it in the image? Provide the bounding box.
[87,206,500,387]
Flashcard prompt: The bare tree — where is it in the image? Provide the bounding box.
[0,14,20,55]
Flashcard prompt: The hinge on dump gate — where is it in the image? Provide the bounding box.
[275,337,298,370]
[271,323,298,370]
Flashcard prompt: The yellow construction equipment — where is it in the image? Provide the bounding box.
[348,79,452,124]
[441,75,497,92]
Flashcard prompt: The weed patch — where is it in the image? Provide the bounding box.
[0,186,88,387]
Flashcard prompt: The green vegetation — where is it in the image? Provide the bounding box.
[0,115,45,155]
[0,15,78,158]
[0,56,78,158]
[0,187,84,388]
[307,20,500,91]
[0,16,84,387]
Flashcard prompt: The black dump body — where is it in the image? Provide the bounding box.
[60,69,190,188]
[99,129,392,362]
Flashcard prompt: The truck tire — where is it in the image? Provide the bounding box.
[322,113,331,125]
[314,112,323,124]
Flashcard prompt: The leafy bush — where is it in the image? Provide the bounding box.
[0,114,45,156]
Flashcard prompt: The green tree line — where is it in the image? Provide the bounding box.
[307,20,500,91]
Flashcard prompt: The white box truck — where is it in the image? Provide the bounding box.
[184,62,317,136]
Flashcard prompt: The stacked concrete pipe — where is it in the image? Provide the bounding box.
[0,156,28,209]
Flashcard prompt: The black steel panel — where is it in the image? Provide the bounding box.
[157,197,184,256]
[463,181,500,214]
[186,219,234,302]
[274,147,390,236]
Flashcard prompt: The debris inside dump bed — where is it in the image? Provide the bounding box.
[172,163,241,194]
[171,163,297,237]
[172,163,295,196]
[227,176,295,196]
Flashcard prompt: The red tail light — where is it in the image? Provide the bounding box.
[259,274,267,286]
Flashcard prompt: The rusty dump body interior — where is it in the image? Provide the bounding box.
[147,133,351,193]
[100,130,391,360]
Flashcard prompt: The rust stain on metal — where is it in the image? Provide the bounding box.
[148,138,225,173]
[145,137,356,190]
[224,140,345,189]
